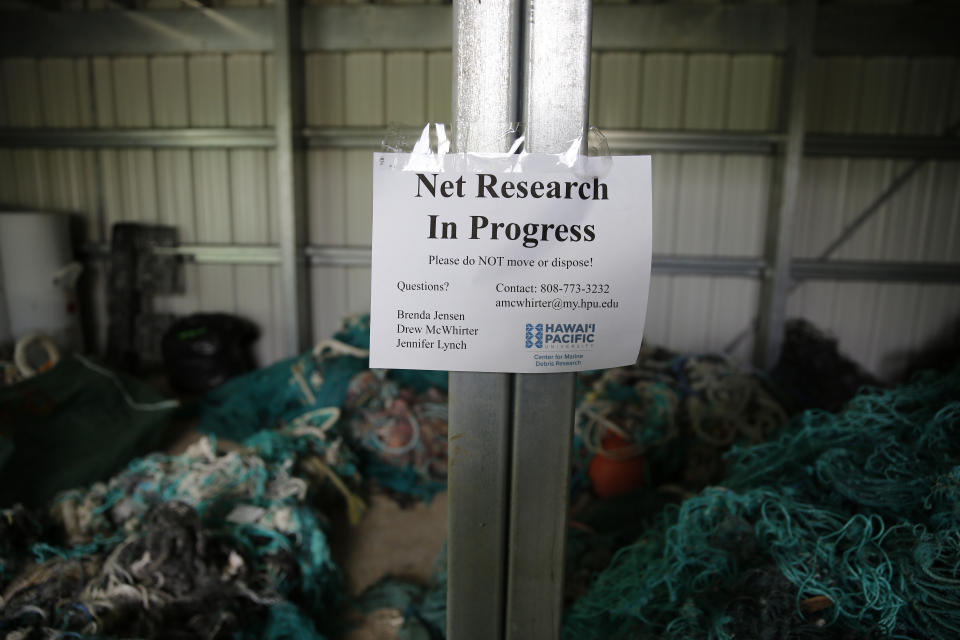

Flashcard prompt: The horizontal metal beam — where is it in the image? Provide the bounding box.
[85,243,281,264]
[5,127,955,160]
[301,5,450,52]
[1,4,957,56]
[594,4,787,53]
[160,244,281,264]
[0,126,395,150]
[605,130,781,155]
[302,126,422,150]
[606,131,960,159]
[596,4,960,55]
[0,128,274,149]
[791,259,960,283]
[652,256,766,278]
[0,7,271,55]
[0,6,451,55]
[82,244,959,284]
[814,5,960,56]
[304,245,371,267]
[805,134,960,160]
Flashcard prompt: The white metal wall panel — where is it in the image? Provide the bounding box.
[91,57,115,127]
[3,14,957,377]
[305,52,344,125]
[310,264,349,352]
[0,57,110,351]
[426,51,451,123]
[305,52,349,345]
[305,49,449,344]
[2,58,42,127]
[642,54,686,129]
[148,51,198,337]
[225,52,278,366]
[39,58,94,128]
[590,52,779,360]
[791,57,960,378]
[728,55,781,131]
[151,57,190,127]
[0,62,7,126]
[594,52,643,128]
[344,53,384,127]
[342,51,383,330]
[386,52,426,123]
[0,53,283,364]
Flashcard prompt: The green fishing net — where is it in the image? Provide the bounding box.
[563,367,960,639]
[573,346,788,494]
[1,425,350,639]
[196,315,449,502]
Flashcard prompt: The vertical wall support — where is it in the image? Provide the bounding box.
[755,0,815,370]
[504,1,591,639]
[447,2,522,640]
[275,0,310,355]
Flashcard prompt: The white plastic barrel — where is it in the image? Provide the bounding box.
[0,212,83,351]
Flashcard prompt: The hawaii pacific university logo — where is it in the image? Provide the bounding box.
[525,323,544,348]
[525,323,596,349]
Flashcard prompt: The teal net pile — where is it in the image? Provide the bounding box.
[563,366,960,639]
[197,315,449,501]
[574,346,788,494]
[196,318,373,443]
[343,370,448,502]
[353,546,447,640]
[0,355,177,507]
[0,424,355,640]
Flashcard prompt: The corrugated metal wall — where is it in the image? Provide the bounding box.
[792,57,960,378]
[590,52,781,363]
[0,54,286,365]
[1,4,958,379]
[305,50,451,342]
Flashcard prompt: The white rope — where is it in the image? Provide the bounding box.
[13,332,60,377]
[74,355,180,411]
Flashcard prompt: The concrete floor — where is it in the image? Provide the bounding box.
[164,427,448,640]
[334,490,448,640]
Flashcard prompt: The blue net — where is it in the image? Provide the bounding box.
[1,426,349,639]
[197,315,449,501]
[563,367,960,639]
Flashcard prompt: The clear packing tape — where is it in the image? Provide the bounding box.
[381,122,613,178]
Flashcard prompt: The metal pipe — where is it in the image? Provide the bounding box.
[4,5,958,56]
[447,2,522,639]
[82,244,960,283]
[4,127,956,160]
[754,0,815,370]
[502,2,591,639]
[80,243,960,284]
[275,0,309,356]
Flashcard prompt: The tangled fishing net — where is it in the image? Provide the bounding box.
[574,345,788,493]
[563,366,960,639]
[0,426,352,640]
[772,319,881,413]
[1,315,451,640]
[198,315,449,502]
[5,312,956,640]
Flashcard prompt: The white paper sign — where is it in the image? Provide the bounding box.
[370,152,652,373]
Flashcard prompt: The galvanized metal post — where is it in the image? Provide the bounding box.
[275,0,310,355]
[448,2,592,637]
[447,2,522,639]
[755,0,815,369]
[504,2,591,638]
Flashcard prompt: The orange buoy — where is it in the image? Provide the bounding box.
[588,433,645,498]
